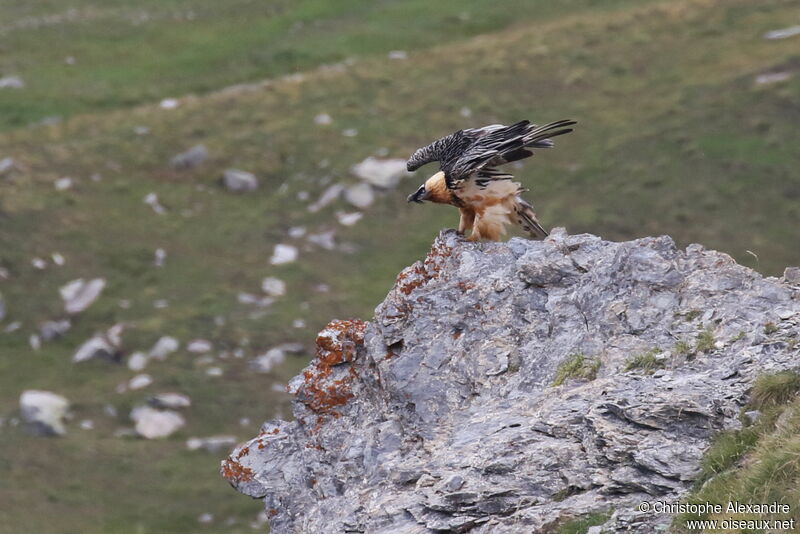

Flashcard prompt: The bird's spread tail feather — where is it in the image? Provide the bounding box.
[514,196,548,239]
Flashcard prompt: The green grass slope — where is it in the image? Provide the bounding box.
[0,0,799,532]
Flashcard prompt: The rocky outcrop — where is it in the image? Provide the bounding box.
[223,230,800,533]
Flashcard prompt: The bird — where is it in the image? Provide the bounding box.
[406,119,576,241]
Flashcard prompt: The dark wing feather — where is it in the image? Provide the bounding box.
[444,119,576,189]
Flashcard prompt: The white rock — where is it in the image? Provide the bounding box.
[206,366,223,377]
[128,374,153,390]
[344,183,375,209]
[31,258,47,269]
[171,144,208,170]
[0,76,25,89]
[222,169,259,193]
[261,277,286,297]
[270,244,298,265]
[143,192,166,214]
[133,126,150,135]
[313,113,333,125]
[388,50,408,60]
[306,230,336,250]
[187,339,212,353]
[307,184,344,212]
[336,211,363,226]
[342,128,358,137]
[127,351,149,371]
[250,348,286,373]
[131,406,185,439]
[292,319,306,329]
[20,390,69,436]
[159,98,179,109]
[0,157,16,176]
[288,226,307,238]
[73,335,116,363]
[4,321,21,333]
[239,417,251,427]
[197,513,214,524]
[460,107,472,118]
[103,404,118,417]
[54,177,73,191]
[186,435,238,452]
[237,292,274,307]
[60,278,106,314]
[79,419,94,430]
[29,334,41,351]
[149,336,180,360]
[149,393,192,410]
[763,26,800,40]
[755,72,792,85]
[51,252,65,266]
[154,248,166,267]
[153,299,169,309]
[351,157,410,189]
[271,383,287,393]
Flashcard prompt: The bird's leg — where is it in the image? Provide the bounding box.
[458,208,475,237]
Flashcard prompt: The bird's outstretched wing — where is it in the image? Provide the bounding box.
[443,119,575,189]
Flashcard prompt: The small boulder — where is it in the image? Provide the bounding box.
[20,390,69,436]
[60,278,106,314]
[350,157,410,189]
[39,319,71,341]
[128,374,153,391]
[344,183,375,209]
[187,339,213,353]
[171,145,208,170]
[306,230,337,251]
[72,325,123,363]
[131,406,185,439]
[149,393,192,410]
[336,211,363,226]
[0,76,25,89]
[127,351,149,371]
[222,169,259,193]
[148,336,180,360]
[270,244,298,266]
[186,435,238,453]
[249,348,286,373]
[261,277,286,297]
[307,184,344,213]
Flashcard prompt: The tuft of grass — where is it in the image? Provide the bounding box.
[750,371,800,410]
[731,331,746,342]
[552,511,612,534]
[552,354,601,386]
[684,310,702,322]
[674,371,800,532]
[764,322,779,335]
[623,348,665,374]
[674,340,693,358]
[695,329,716,353]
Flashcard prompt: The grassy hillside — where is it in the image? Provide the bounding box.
[1,0,799,532]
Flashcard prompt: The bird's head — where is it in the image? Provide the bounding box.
[407,171,447,204]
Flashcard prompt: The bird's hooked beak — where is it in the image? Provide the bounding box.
[407,185,428,203]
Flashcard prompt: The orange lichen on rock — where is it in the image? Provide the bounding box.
[396,239,453,295]
[298,319,368,419]
[221,457,254,483]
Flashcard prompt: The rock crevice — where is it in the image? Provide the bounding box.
[223,229,800,533]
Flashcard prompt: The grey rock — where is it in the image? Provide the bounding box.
[148,336,180,360]
[222,169,259,193]
[249,349,286,373]
[225,230,800,533]
[72,324,124,363]
[0,76,24,89]
[171,144,208,170]
[149,393,192,410]
[344,183,375,209]
[784,266,800,285]
[350,157,410,189]
[20,390,69,436]
[187,435,238,453]
[308,184,344,213]
[131,406,185,439]
[270,244,298,266]
[39,319,71,341]
[763,25,800,40]
[60,278,106,314]
[0,157,16,176]
[261,277,286,297]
